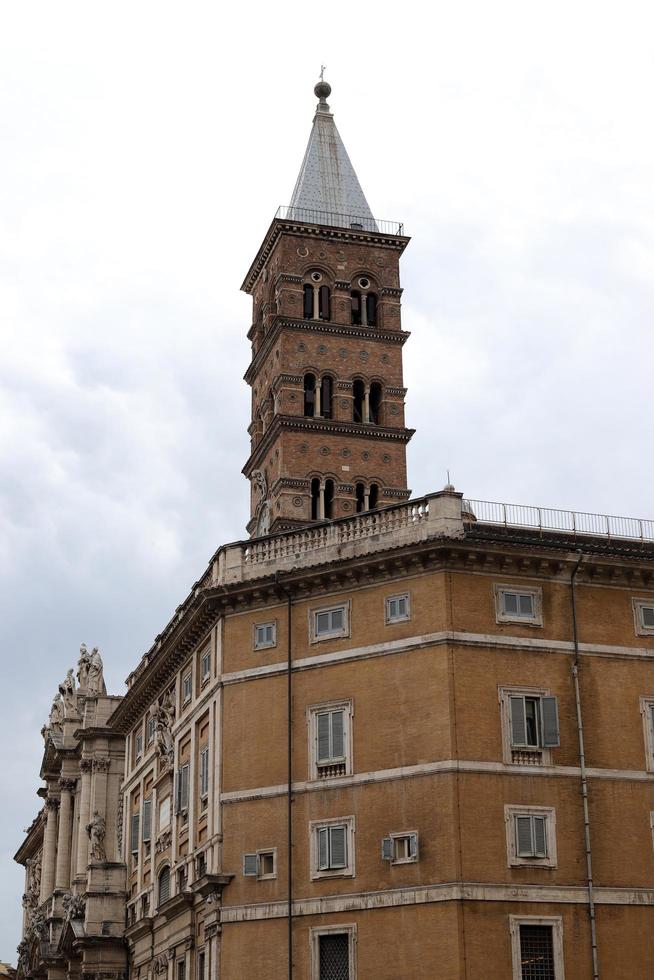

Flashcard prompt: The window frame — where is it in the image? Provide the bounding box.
[385,592,411,625]
[310,923,357,980]
[200,646,211,684]
[309,601,351,644]
[253,621,277,651]
[509,916,564,980]
[494,583,543,627]
[242,847,278,880]
[382,830,419,865]
[199,745,210,803]
[146,715,156,746]
[157,864,171,907]
[182,671,192,706]
[310,815,355,880]
[499,686,556,766]
[307,699,353,780]
[639,697,654,771]
[505,805,557,868]
[633,598,654,636]
[135,732,143,762]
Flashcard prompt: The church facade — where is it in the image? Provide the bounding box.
[15,80,654,980]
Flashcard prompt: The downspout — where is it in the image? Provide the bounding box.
[570,551,600,979]
[275,572,293,980]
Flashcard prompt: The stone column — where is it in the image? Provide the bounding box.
[312,285,319,320]
[364,488,370,511]
[76,760,93,877]
[55,778,76,890]
[318,482,325,520]
[361,295,368,327]
[314,382,321,418]
[363,385,370,423]
[40,797,59,901]
[167,947,176,980]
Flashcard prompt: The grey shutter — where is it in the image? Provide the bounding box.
[381,837,394,861]
[515,815,533,856]
[317,712,331,762]
[409,833,418,859]
[318,827,329,870]
[503,591,518,614]
[181,765,190,809]
[331,710,345,759]
[200,748,209,796]
[158,866,170,904]
[243,853,258,876]
[331,607,344,631]
[541,697,560,747]
[174,770,181,813]
[533,816,547,857]
[643,606,654,628]
[142,799,152,842]
[130,813,140,854]
[518,593,534,616]
[329,826,347,869]
[509,696,527,747]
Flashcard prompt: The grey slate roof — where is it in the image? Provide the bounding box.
[289,88,377,231]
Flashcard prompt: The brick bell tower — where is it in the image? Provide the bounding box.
[241,77,414,536]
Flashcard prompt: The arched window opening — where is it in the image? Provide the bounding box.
[369,382,382,425]
[304,374,316,417]
[355,482,366,514]
[324,479,334,519]
[366,292,378,327]
[303,284,313,320]
[350,290,362,326]
[353,379,365,423]
[320,376,332,419]
[158,866,170,907]
[311,478,320,520]
[369,483,379,510]
[319,285,330,321]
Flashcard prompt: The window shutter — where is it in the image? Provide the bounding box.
[329,826,347,868]
[518,593,534,616]
[541,696,560,747]
[174,770,181,813]
[142,799,152,842]
[318,827,329,870]
[533,816,547,857]
[317,712,331,762]
[515,815,533,856]
[181,765,190,809]
[331,607,344,631]
[409,833,418,859]
[130,812,140,854]
[158,866,170,905]
[503,591,519,614]
[381,837,394,861]
[331,710,345,759]
[243,853,258,876]
[509,696,527,747]
[200,747,209,796]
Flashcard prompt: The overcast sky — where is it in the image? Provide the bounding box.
[2,0,654,957]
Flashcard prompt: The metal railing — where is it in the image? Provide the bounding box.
[275,205,405,236]
[463,498,654,545]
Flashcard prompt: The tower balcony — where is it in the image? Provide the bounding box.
[274,205,405,237]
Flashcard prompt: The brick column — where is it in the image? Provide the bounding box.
[76,760,93,877]
[55,778,76,890]
[40,797,59,901]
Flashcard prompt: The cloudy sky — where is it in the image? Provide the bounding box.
[2,0,654,957]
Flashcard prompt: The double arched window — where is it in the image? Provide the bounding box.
[311,477,335,520]
[304,373,333,419]
[353,380,382,424]
[355,482,380,513]
[158,865,170,906]
[351,276,378,327]
[303,271,331,321]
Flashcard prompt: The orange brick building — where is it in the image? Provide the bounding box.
[15,78,654,980]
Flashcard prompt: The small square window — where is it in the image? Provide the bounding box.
[381,831,419,864]
[505,805,557,868]
[633,598,654,636]
[310,602,350,643]
[310,816,355,879]
[254,622,277,650]
[385,593,410,624]
[201,647,211,682]
[495,584,542,626]
[182,672,192,705]
[242,848,277,880]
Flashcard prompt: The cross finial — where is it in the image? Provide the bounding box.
[320,65,326,82]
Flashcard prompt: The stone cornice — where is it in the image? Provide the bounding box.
[241,217,410,295]
[244,316,409,386]
[242,416,415,478]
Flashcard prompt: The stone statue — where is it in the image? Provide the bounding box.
[77,643,91,688]
[251,468,267,502]
[23,858,41,908]
[62,892,86,920]
[28,906,47,941]
[87,811,106,862]
[87,647,105,695]
[48,693,64,731]
[59,669,77,717]
[154,690,175,770]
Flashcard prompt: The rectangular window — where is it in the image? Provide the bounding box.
[308,701,352,779]
[640,697,654,771]
[182,672,192,705]
[243,848,277,880]
[201,647,211,681]
[311,925,356,980]
[495,584,543,626]
[142,798,152,843]
[310,816,355,879]
[130,812,140,856]
[177,960,186,980]
[381,832,419,864]
[197,951,205,980]
[135,733,143,761]
[510,917,563,980]
[505,806,557,867]
[310,602,350,643]
[196,852,207,878]
[146,716,156,745]
[254,622,277,650]
[175,764,190,814]
[385,593,410,624]
[200,746,209,801]
[633,598,654,636]
[177,865,187,892]
[159,796,171,829]
[500,688,559,765]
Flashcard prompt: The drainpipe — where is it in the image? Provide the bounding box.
[570,551,600,979]
[275,572,293,980]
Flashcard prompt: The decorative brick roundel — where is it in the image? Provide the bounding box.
[341,448,351,458]
[299,444,308,454]
[375,257,386,267]
[292,496,303,507]
[318,250,326,258]
[341,501,352,511]
[362,451,371,460]
[381,353,390,364]
[297,246,309,257]
[359,351,369,361]
[337,251,346,261]
[289,393,297,401]
[340,399,348,410]
[339,348,348,358]
[383,453,391,463]
[298,342,307,352]
[317,344,327,355]
[390,404,399,414]
[320,446,330,456]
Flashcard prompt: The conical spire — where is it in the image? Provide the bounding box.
[289,77,376,230]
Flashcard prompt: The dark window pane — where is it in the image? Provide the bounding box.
[319,933,349,980]
[519,925,555,980]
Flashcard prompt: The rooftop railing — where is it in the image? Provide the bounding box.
[275,205,405,236]
[463,498,654,545]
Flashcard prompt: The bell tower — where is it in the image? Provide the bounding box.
[241,78,414,536]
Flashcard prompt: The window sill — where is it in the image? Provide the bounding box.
[311,869,355,881]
